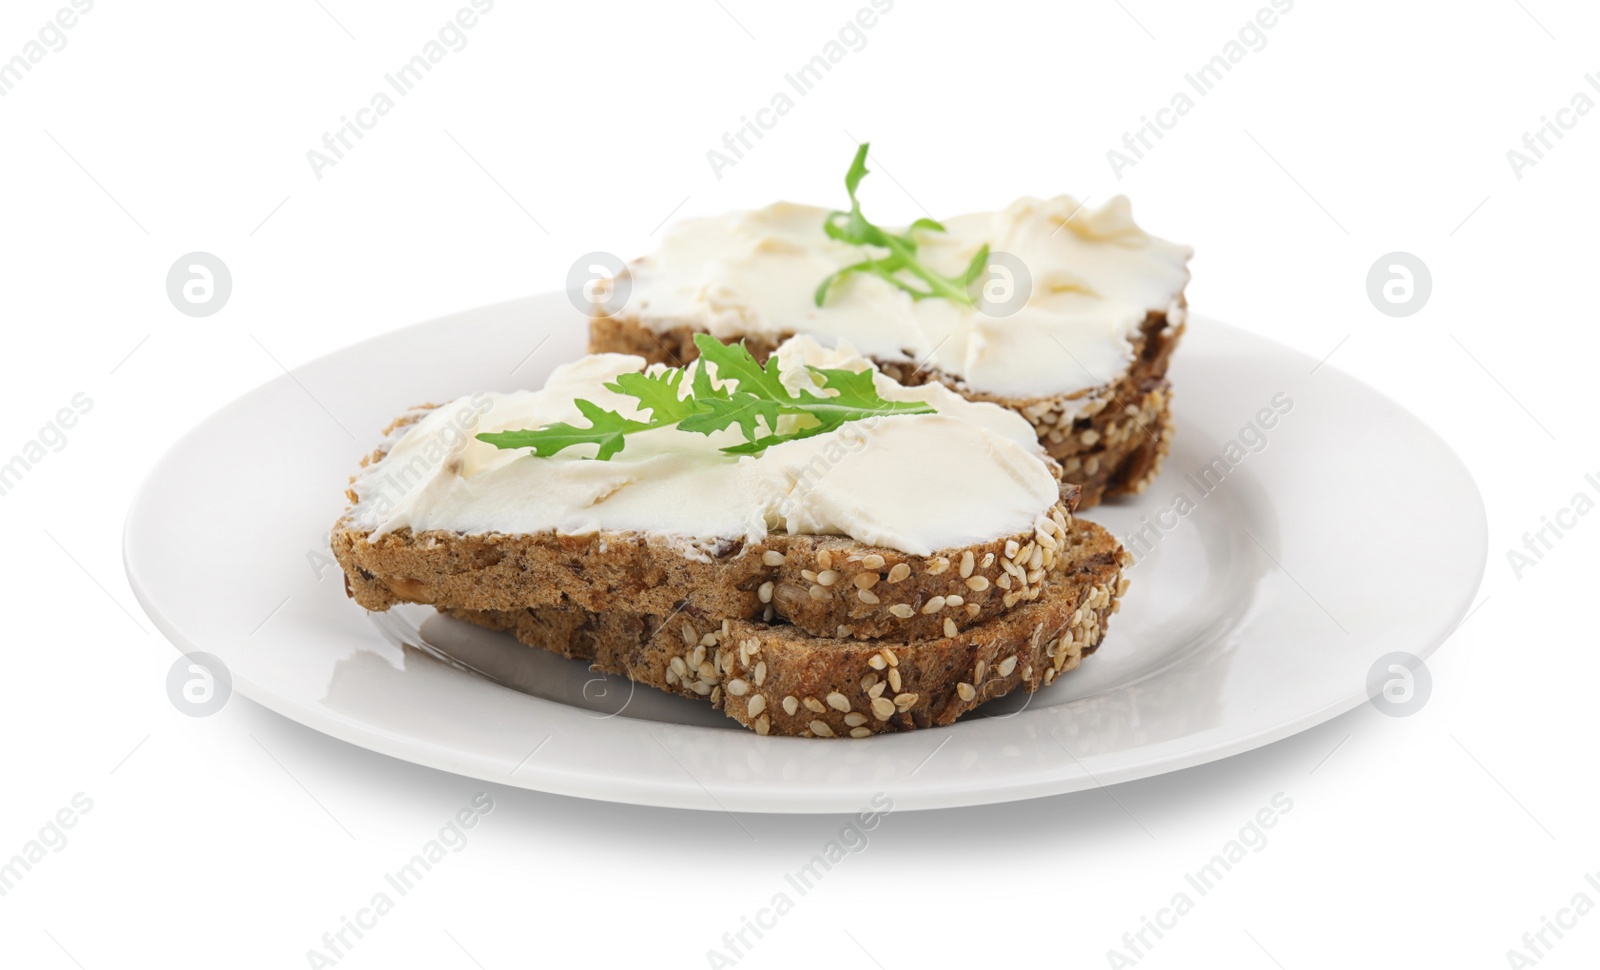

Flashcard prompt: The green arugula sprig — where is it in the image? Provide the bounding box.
[814,142,990,308]
[475,334,936,460]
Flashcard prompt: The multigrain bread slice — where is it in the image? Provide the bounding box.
[333,401,1085,642]
[441,517,1129,737]
[337,497,1083,645]
[589,308,1182,509]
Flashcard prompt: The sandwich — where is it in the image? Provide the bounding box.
[333,334,1130,737]
[589,144,1193,507]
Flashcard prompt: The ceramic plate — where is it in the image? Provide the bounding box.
[124,295,1486,812]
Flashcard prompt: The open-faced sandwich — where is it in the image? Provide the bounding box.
[590,144,1193,508]
[333,335,1130,737]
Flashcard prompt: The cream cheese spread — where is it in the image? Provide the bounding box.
[625,195,1191,400]
[351,337,1060,556]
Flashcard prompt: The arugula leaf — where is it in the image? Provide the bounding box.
[815,143,990,309]
[476,399,647,461]
[476,334,938,461]
[604,368,699,424]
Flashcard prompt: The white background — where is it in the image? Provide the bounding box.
[2,0,1597,967]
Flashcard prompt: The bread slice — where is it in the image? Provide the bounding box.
[589,308,1182,508]
[333,405,1084,642]
[440,517,1128,737]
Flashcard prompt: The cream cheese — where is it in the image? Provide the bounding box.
[350,337,1060,556]
[626,195,1191,400]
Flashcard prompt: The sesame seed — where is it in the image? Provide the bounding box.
[836,625,853,638]
[755,714,771,735]
[927,557,950,575]
[711,686,722,705]
[727,678,750,696]
[665,668,679,686]
[893,692,918,709]
[966,604,980,617]
[943,617,957,638]
[868,681,887,698]
[1005,539,1020,559]
[868,654,888,670]
[889,604,915,618]
[854,572,879,590]
[826,691,851,712]
[997,573,1012,590]
[888,563,911,583]
[700,633,718,647]
[690,645,707,669]
[762,550,786,567]
[844,712,868,727]
[959,551,975,578]
[809,584,827,601]
[803,696,826,714]
[817,569,840,587]
[999,655,1018,677]
[957,682,976,702]
[1003,592,1020,608]
[862,554,886,570]
[860,673,878,692]
[754,661,767,686]
[758,581,774,604]
[669,657,688,678]
[783,695,800,716]
[946,594,963,606]
[921,595,946,614]
[888,667,902,692]
[850,727,872,738]
[1021,665,1033,680]
[809,720,835,737]
[882,648,898,667]
[858,588,880,605]
[698,661,716,681]
[975,660,988,682]
[692,680,712,696]
[681,623,697,647]
[966,576,990,592]
[1029,546,1045,571]
[981,552,996,568]
[801,569,818,582]
[1027,568,1044,585]
[817,550,833,570]
[871,696,895,720]
[748,694,766,716]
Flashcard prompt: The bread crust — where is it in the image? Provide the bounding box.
[335,500,1080,642]
[441,518,1128,737]
[588,308,1183,508]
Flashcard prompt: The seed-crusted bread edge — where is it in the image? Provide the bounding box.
[588,307,1184,508]
[440,517,1129,738]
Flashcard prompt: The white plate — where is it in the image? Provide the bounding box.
[124,295,1486,813]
